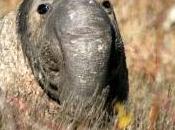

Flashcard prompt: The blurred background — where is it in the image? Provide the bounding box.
[112,0,175,83]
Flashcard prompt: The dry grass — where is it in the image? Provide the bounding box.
[0,0,175,130]
[129,74,175,130]
[114,1,175,129]
[0,0,22,18]
[114,0,175,82]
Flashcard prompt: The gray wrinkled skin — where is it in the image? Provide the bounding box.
[17,0,129,128]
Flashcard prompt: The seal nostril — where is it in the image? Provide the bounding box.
[102,1,111,9]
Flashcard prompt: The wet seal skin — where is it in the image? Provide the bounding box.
[17,0,129,128]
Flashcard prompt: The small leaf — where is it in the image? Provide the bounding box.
[114,103,133,130]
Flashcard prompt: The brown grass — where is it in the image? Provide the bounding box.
[115,0,175,82]
[0,0,22,18]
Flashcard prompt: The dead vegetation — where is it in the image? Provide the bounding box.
[114,0,175,82]
[0,0,175,130]
[0,0,22,18]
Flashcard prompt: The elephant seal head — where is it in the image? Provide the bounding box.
[17,0,129,127]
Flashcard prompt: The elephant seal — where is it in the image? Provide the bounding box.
[17,0,129,128]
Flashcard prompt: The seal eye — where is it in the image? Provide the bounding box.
[102,1,111,9]
[102,1,112,14]
[37,4,50,15]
